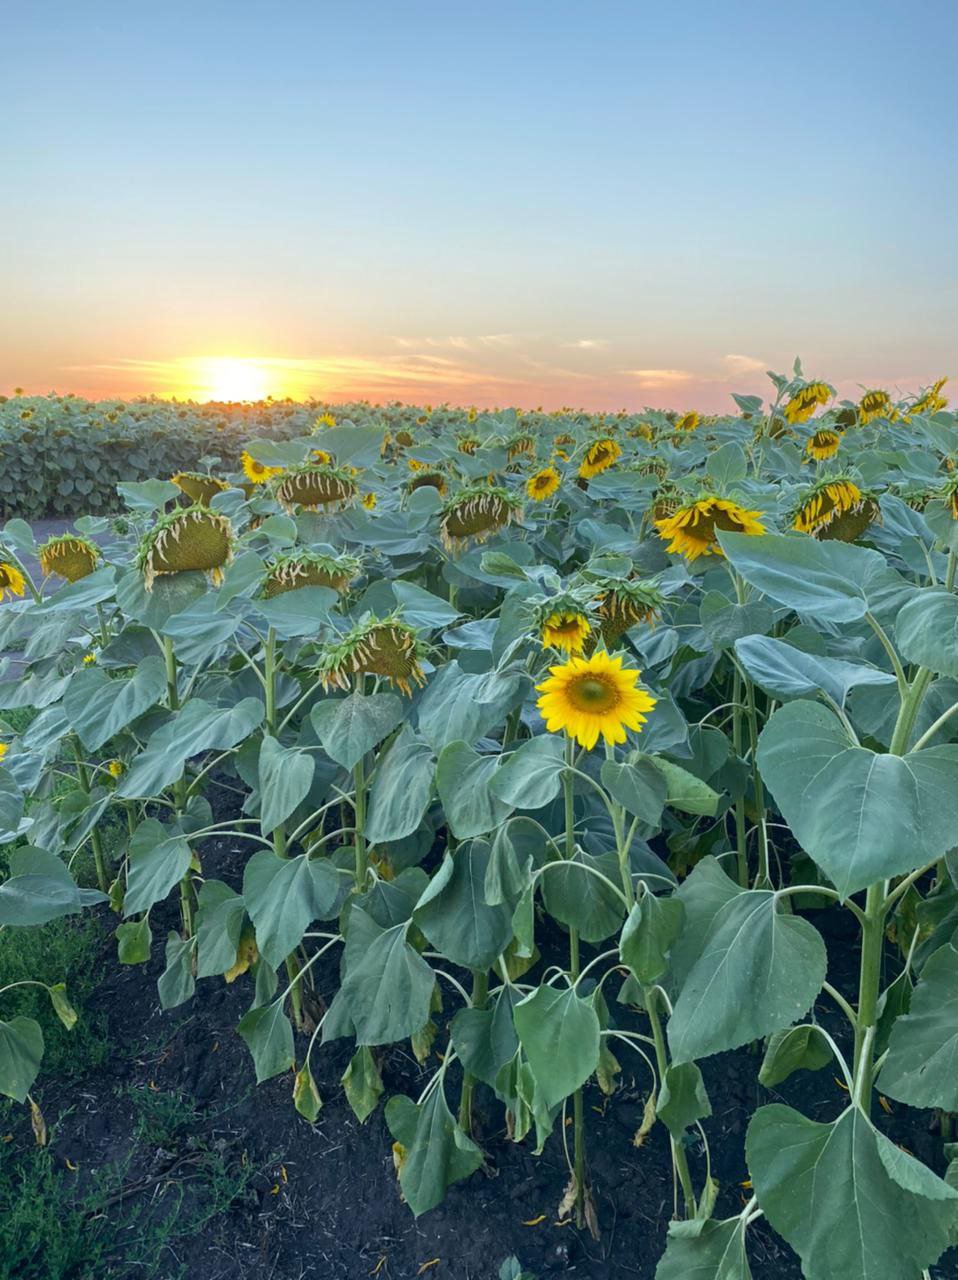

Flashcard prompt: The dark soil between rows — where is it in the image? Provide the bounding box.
[8,835,958,1280]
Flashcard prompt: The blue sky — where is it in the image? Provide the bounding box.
[3,1,955,408]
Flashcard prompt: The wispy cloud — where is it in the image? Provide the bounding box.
[722,353,765,376]
[563,338,608,350]
[623,368,695,388]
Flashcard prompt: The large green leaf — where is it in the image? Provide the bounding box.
[392,580,461,629]
[157,932,196,1010]
[655,1216,752,1280]
[513,985,600,1109]
[0,847,93,926]
[758,700,958,897]
[364,725,435,844]
[0,1017,44,1103]
[746,1104,958,1280]
[257,735,315,834]
[385,1086,483,1216]
[341,1045,384,1123]
[450,987,520,1089]
[252,586,337,638]
[237,1002,295,1083]
[644,756,722,816]
[541,848,625,942]
[657,1062,711,1137]
[243,850,343,967]
[413,842,513,969]
[436,742,514,838]
[123,820,192,917]
[324,906,435,1046]
[417,662,526,753]
[600,758,667,824]
[63,656,169,752]
[117,697,264,798]
[620,892,685,986]
[667,858,826,1062]
[309,690,404,771]
[489,734,565,809]
[758,1025,833,1087]
[878,943,958,1110]
[718,530,909,623]
[195,880,246,978]
[896,589,958,678]
[734,634,896,706]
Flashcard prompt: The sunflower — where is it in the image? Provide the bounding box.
[526,466,561,502]
[106,760,124,778]
[263,550,360,598]
[655,496,765,561]
[594,579,664,646]
[407,469,447,496]
[578,437,621,480]
[362,492,377,510]
[0,743,8,762]
[908,378,948,418]
[674,411,700,433]
[938,476,958,521]
[858,389,892,424]
[319,616,426,696]
[439,485,520,549]
[241,451,282,484]
[457,436,480,455]
[805,428,842,462]
[138,505,234,589]
[783,381,832,425]
[311,449,333,465]
[536,650,657,750]
[38,534,99,582]
[0,561,27,601]
[792,477,879,541]
[314,412,337,428]
[541,610,591,654]
[276,464,357,513]
[171,471,229,505]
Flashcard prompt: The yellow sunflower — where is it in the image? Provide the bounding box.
[312,449,333,465]
[578,437,621,480]
[315,412,337,428]
[526,466,561,502]
[805,429,841,461]
[0,561,26,602]
[858,389,891,424]
[908,378,948,418]
[793,478,879,541]
[541,610,591,654]
[362,492,377,510]
[675,411,700,432]
[0,743,8,762]
[241,450,282,484]
[655,497,765,561]
[783,381,831,425]
[536,650,657,750]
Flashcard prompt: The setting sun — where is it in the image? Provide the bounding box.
[197,357,273,402]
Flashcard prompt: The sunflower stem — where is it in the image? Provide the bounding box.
[162,635,194,935]
[458,967,489,1134]
[563,736,588,1228]
[646,984,696,1217]
[72,737,110,894]
[731,667,749,888]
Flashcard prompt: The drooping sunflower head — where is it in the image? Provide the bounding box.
[858,389,892,424]
[937,475,958,521]
[593,579,665,646]
[804,428,842,462]
[783,381,832,425]
[674,411,700,433]
[536,649,657,751]
[407,468,447,497]
[276,464,357,513]
[792,476,880,541]
[627,421,655,440]
[394,429,415,448]
[439,485,521,549]
[38,534,99,582]
[554,433,575,449]
[318,615,426,696]
[138,504,234,590]
[907,378,948,419]
[263,550,361,598]
[506,433,536,462]
[0,560,26,602]
[897,485,934,513]
[457,435,480,455]
[539,609,592,655]
[240,450,283,485]
[171,471,230,505]
[655,495,765,561]
[578,437,621,480]
[526,466,561,502]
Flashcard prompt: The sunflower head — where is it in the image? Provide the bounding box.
[276,464,357,513]
[38,534,99,582]
[506,433,536,462]
[805,428,842,462]
[263,550,361,598]
[0,560,26,602]
[594,579,665,646]
[655,495,765,561]
[907,378,948,418]
[526,466,561,502]
[858,389,892,424]
[407,469,447,497]
[362,492,377,510]
[539,609,592,655]
[578,437,621,480]
[554,433,575,449]
[138,504,234,589]
[318,615,426,696]
[311,448,334,466]
[674,411,700,433]
[439,485,521,549]
[394,429,415,447]
[171,471,229,505]
[314,412,337,429]
[938,475,958,521]
[457,435,480,455]
[783,381,832,425]
[536,650,657,750]
[792,476,879,541]
[241,450,283,485]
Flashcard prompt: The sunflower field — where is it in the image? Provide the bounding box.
[2,362,958,1279]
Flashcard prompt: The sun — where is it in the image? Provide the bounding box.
[199,357,272,402]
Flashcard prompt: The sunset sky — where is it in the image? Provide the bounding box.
[4,1,955,411]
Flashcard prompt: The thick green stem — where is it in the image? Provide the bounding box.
[563,737,588,1226]
[946,549,957,592]
[744,677,770,888]
[162,636,192,933]
[458,968,489,1133]
[353,755,367,889]
[731,668,748,888]
[72,739,109,893]
[646,986,696,1216]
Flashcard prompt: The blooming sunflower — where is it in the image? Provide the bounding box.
[362,492,377,510]
[858,389,892,424]
[541,610,592,654]
[0,742,8,762]
[526,466,561,502]
[311,449,333,465]
[792,477,879,541]
[38,534,99,582]
[314,412,337,428]
[536,650,657,750]
[0,561,27,601]
[578,437,621,480]
[805,428,842,462]
[241,451,282,484]
[655,496,765,561]
[674,411,700,433]
[907,378,948,418]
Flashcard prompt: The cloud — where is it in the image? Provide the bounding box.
[623,368,695,388]
[563,338,608,350]
[722,353,765,376]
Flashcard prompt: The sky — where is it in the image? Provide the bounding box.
[3,1,956,411]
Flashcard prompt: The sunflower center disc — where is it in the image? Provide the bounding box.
[574,677,614,709]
